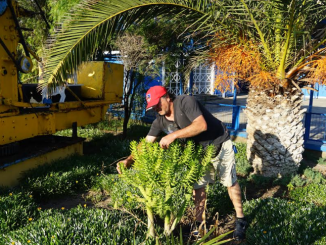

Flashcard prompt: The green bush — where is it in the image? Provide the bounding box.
[243,198,326,245]
[114,140,215,236]
[247,174,273,187]
[55,125,106,139]
[207,182,233,217]
[89,173,141,209]
[54,119,123,139]
[289,175,307,187]
[55,119,149,141]
[1,206,149,245]
[90,174,116,193]
[19,155,107,200]
[234,143,252,176]
[15,121,142,201]
[272,174,293,187]
[110,174,143,211]
[303,168,326,185]
[0,191,39,233]
[317,157,326,165]
[289,183,326,206]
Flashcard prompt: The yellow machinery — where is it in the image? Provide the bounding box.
[0,1,123,186]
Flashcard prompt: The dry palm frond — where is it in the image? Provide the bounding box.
[307,57,326,85]
[209,37,278,91]
[249,71,280,90]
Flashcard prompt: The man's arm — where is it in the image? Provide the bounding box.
[116,135,157,174]
[159,115,207,149]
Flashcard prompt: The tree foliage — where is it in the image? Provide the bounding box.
[27,0,326,94]
[40,0,210,89]
[16,0,83,83]
[114,33,153,138]
[208,0,326,93]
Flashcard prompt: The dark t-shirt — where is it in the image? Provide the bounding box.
[148,95,229,148]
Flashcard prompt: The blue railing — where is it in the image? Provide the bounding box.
[109,102,326,151]
[205,104,326,151]
[206,105,326,145]
[204,103,247,133]
[304,112,326,144]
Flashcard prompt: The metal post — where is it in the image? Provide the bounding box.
[308,85,314,113]
[189,71,193,96]
[304,85,314,140]
[233,87,237,105]
[231,87,239,131]
[162,61,165,86]
[72,122,77,138]
[232,106,240,131]
[180,55,184,95]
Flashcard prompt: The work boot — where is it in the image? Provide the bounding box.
[233,217,247,241]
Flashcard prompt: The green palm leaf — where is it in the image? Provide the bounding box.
[44,0,326,89]
[43,0,215,88]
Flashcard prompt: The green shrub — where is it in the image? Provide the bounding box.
[19,155,107,200]
[247,174,273,187]
[317,157,326,165]
[83,134,131,157]
[55,119,149,141]
[303,168,326,184]
[289,183,326,206]
[207,182,233,217]
[0,191,39,233]
[243,198,326,245]
[1,206,149,245]
[55,125,106,139]
[17,121,141,200]
[272,174,307,188]
[110,174,143,211]
[89,174,137,207]
[90,174,116,193]
[272,174,292,187]
[289,175,307,187]
[315,237,326,245]
[114,139,215,236]
[234,143,252,176]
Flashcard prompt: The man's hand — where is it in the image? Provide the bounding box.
[158,115,207,149]
[159,133,177,149]
[116,157,134,174]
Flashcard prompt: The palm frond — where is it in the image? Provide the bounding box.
[43,0,215,88]
[43,0,326,92]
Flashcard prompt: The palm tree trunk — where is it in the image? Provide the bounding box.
[245,87,306,177]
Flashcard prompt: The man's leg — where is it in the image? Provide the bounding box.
[193,182,246,225]
[227,181,244,218]
[193,187,206,223]
[215,140,247,240]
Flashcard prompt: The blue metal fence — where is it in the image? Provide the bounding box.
[204,103,247,132]
[210,105,326,146]
[305,112,326,143]
[108,98,326,151]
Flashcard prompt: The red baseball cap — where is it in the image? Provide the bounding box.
[146,86,167,111]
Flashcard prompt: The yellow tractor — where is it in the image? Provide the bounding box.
[0,0,123,186]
